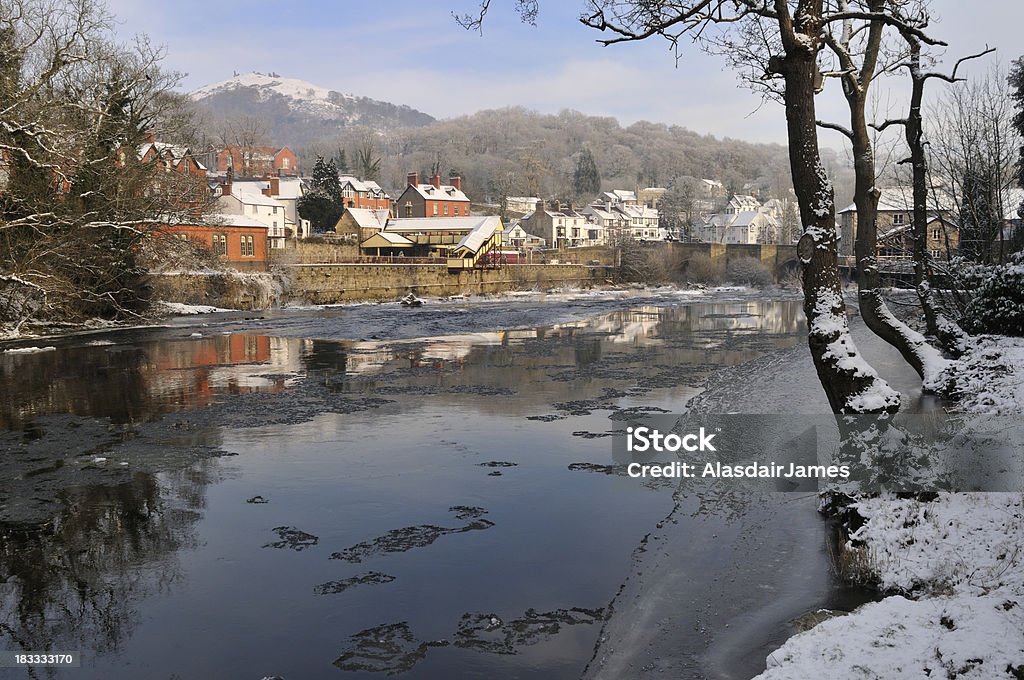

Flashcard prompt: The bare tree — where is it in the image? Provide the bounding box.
[814,0,948,381]
[873,37,992,355]
[928,63,1020,265]
[578,1,905,413]
[1,0,208,329]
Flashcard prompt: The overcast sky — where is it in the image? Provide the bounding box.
[106,1,1022,145]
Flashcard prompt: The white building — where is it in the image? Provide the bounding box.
[217,182,293,248]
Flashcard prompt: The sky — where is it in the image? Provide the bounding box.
[105,0,1024,145]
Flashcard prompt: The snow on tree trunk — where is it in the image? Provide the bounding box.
[776,35,900,414]
[821,6,949,385]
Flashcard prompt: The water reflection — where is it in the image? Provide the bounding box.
[0,464,214,671]
[0,335,285,428]
[0,299,809,678]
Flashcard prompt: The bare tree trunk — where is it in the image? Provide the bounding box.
[773,11,900,414]
[902,41,969,356]
[825,2,946,382]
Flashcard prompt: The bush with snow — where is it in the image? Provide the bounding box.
[962,260,1024,336]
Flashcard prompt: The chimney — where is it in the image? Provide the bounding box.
[449,175,462,191]
[221,178,232,197]
[555,200,562,213]
[269,176,280,196]
[143,130,155,145]
[430,174,441,189]
[407,172,419,187]
[536,199,544,214]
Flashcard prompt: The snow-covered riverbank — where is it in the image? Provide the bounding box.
[756,334,1024,679]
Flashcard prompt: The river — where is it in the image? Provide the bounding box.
[0,288,921,679]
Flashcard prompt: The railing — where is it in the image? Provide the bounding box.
[290,255,441,265]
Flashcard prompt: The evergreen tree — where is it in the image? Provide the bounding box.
[572,148,600,198]
[960,168,1001,263]
[334,148,349,174]
[298,156,344,233]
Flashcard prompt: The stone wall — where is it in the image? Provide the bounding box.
[284,263,614,304]
[269,240,360,265]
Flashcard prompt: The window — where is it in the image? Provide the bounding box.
[282,157,290,169]
[433,203,439,215]
[174,233,189,241]
[932,228,941,240]
[893,214,906,225]
[241,234,255,257]
[454,205,460,216]
[273,206,278,215]
[212,233,227,256]
[405,202,413,218]
[443,204,449,216]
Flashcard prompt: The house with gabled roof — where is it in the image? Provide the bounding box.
[338,175,391,210]
[215,144,298,178]
[217,178,294,249]
[838,186,955,257]
[394,173,470,218]
[520,200,602,249]
[335,207,391,244]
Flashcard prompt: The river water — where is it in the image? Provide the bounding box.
[0,289,913,679]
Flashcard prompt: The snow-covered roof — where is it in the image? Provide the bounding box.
[224,186,284,208]
[407,183,469,202]
[207,213,269,229]
[602,189,637,204]
[339,175,389,198]
[454,216,502,254]
[344,208,390,230]
[370,231,414,245]
[839,186,955,214]
[383,216,494,233]
[229,177,303,200]
[138,141,206,171]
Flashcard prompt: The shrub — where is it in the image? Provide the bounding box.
[725,257,773,287]
[962,261,1024,336]
[683,254,721,284]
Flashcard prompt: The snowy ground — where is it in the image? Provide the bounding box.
[756,333,1024,680]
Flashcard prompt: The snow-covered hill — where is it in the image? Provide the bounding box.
[190,72,435,146]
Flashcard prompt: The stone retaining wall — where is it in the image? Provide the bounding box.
[285,263,614,304]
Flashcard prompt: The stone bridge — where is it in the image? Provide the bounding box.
[652,242,802,280]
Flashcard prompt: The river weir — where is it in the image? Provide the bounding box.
[0,288,922,679]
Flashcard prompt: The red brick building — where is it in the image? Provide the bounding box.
[160,215,269,270]
[339,175,391,210]
[394,173,470,218]
[215,145,299,178]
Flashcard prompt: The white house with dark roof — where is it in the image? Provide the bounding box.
[217,181,294,248]
[520,200,603,248]
[699,196,781,244]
